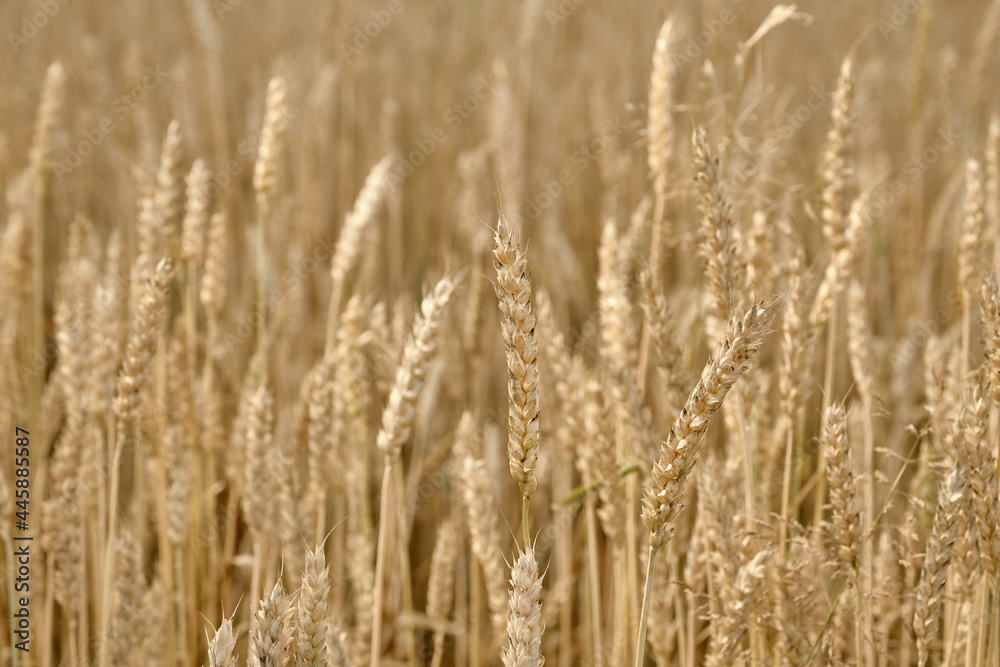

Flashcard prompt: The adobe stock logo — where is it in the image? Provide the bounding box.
[7,0,73,53]
[338,0,411,62]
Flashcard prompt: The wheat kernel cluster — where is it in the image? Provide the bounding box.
[2,1,1000,666]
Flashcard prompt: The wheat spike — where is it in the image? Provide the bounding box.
[493,214,540,498]
[642,297,778,550]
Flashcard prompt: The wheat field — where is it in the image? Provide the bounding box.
[1,0,1000,665]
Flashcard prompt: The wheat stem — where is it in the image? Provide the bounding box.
[634,545,657,667]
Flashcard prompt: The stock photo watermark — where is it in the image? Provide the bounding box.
[338,0,411,62]
[387,72,501,186]
[51,65,169,181]
[876,0,929,38]
[7,0,72,53]
[523,115,627,220]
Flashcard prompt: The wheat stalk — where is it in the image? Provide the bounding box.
[635,297,777,666]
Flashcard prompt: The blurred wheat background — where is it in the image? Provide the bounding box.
[1,0,1000,665]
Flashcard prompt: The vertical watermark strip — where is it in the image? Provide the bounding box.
[12,426,33,653]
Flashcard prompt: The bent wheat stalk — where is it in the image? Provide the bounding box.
[370,277,455,667]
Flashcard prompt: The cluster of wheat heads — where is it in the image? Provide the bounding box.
[3,0,1000,665]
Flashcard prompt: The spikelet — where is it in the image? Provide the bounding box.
[822,402,861,571]
[154,120,186,255]
[345,462,375,665]
[987,113,1000,236]
[501,545,545,667]
[642,298,777,549]
[913,467,966,667]
[960,371,1000,576]
[31,62,66,178]
[493,214,540,497]
[488,61,524,225]
[820,57,854,252]
[375,277,455,461]
[638,266,688,398]
[0,176,30,313]
[980,273,1000,401]
[959,157,984,306]
[297,545,331,667]
[647,17,674,201]
[597,216,630,372]
[242,382,276,539]
[809,194,867,332]
[250,579,294,667]
[693,127,741,339]
[109,528,145,665]
[327,156,392,348]
[165,423,193,545]
[181,158,211,266]
[305,356,334,524]
[254,77,289,208]
[114,258,175,421]
[779,238,809,423]
[200,212,228,316]
[964,0,1000,113]
[207,614,238,667]
[846,280,874,399]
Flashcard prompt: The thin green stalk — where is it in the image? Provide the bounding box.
[256,198,268,385]
[800,575,850,666]
[392,462,418,665]
[585,494,604,667]
[370,462,394,667]
[976,576,994,667]
[521,495,531,549]
[32,172,46,436]
[779,418,795,560]
[813,297,838,539]
[98,421,124,667]
[634,545,658,667]
[854,569,864,667]
[636,191,667,393]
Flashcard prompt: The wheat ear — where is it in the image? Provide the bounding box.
[501,545,545,667]
[206,614,238,667]
[252,76,288,383]
[297,544,331,667]
[914,467,967,667]
[326,156,392,354]
[250,579,294,667]
[492,213,540,547]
